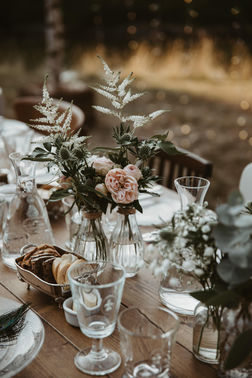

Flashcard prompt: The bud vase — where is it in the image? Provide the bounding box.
[159,267,201,316]
[73,210,108,261]
[193,303,221,364]
[109,207,144,278]
[218,305,252,377]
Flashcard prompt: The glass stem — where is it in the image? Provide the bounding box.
[90,338,107,360]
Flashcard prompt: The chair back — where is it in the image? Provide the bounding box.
[13,96,85,135]
[149,147,213,189]
[239,162,252,203]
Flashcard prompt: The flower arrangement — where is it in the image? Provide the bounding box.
[192,191,252,373]
[147,202,223,362]
[148,202,219,289]
[26,57,179,262]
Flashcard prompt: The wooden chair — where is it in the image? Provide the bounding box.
[149,147,213,189]
[13,96,85,135]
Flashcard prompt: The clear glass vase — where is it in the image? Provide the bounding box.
[174,176,210,209]
[73,210,108,261]
[159,267,201,316]
[193,303,221,364]
[2,152,54,270]
[218,305,252,377]
[109,207,144,278]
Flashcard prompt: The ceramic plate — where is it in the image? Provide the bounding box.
[0,297,45,378]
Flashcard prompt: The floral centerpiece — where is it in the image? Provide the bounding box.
[26,57,178,271]
[192,192,252,376]
[147,201,222,362]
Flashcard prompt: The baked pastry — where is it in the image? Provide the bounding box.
[52,254,83,285]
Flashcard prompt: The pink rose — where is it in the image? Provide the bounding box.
[92,157,114,176]
[124,164,142,181]
[105,168,138,204]
[95,183,108,197]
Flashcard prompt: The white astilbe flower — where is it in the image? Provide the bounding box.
[92,56,169,129]
[29,76,72,135]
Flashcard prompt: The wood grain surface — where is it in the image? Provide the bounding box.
[0,217,218,378]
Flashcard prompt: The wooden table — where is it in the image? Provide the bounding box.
[0,218,218,378]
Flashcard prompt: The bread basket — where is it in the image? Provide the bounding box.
[15,244,84,306]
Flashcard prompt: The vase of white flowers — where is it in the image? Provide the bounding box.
[191,192,252,375]
[148,202,220,316]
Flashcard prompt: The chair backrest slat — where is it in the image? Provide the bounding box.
[149,147,213,189]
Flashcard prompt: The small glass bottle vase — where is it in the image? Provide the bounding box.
[109,207,144,278]
[2,153,54,270]
[159,267,201,316]
[193,303,220,364]
[73,210,108,261]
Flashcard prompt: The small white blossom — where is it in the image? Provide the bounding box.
[202,234,209,241]
[182,260,195,272]
[201,224,211,233]
[195,268,205,277]
[204,247,214,257]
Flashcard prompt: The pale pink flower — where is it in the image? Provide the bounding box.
[92,156,114,176]
[105,168,138,204]
[124,164,142,181]
[95,183,108,197]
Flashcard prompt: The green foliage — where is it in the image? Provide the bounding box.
[224,329,252,370]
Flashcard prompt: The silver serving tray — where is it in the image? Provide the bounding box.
[15,244,84,305]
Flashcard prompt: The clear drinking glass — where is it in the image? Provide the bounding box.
[174,176,210,209]
[118,306,180,377]
[1,153,54,270]
[62,197,82,251]
[68,261,126,376]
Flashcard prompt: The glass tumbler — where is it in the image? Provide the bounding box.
[68,261,126,375]
[118,306,180,377]
[174,176,210,210]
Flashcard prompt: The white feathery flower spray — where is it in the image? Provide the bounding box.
[29,75,73,135]
[92,56,170,129]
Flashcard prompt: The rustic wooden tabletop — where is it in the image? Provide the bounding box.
[0,218,217,378]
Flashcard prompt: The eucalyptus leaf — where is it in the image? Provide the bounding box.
[217,259,252,285]
[224,329,252,370]
[158,141,181,155]
[205,290,240,307]
[133,200,143,213]
[190,289,217,303]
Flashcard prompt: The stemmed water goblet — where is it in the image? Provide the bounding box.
[68,261,126,375]
[174,176,210,210]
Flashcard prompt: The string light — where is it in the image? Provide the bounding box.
[239,130,248,140]
[237,116,246,126]
[181,124,191,135]
[240,100,250,110]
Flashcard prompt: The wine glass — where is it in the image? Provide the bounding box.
[68,261,126,375]
[174,176,210,210]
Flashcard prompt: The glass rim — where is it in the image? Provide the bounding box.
[117,306,180,339]
[68,260,126,289]
[174,176,210,189]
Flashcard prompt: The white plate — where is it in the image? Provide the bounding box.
[0,297,45,378]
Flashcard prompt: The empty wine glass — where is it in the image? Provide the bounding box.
[68,261,126,375]
[174,176,210,210]
[118,306,180,377]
